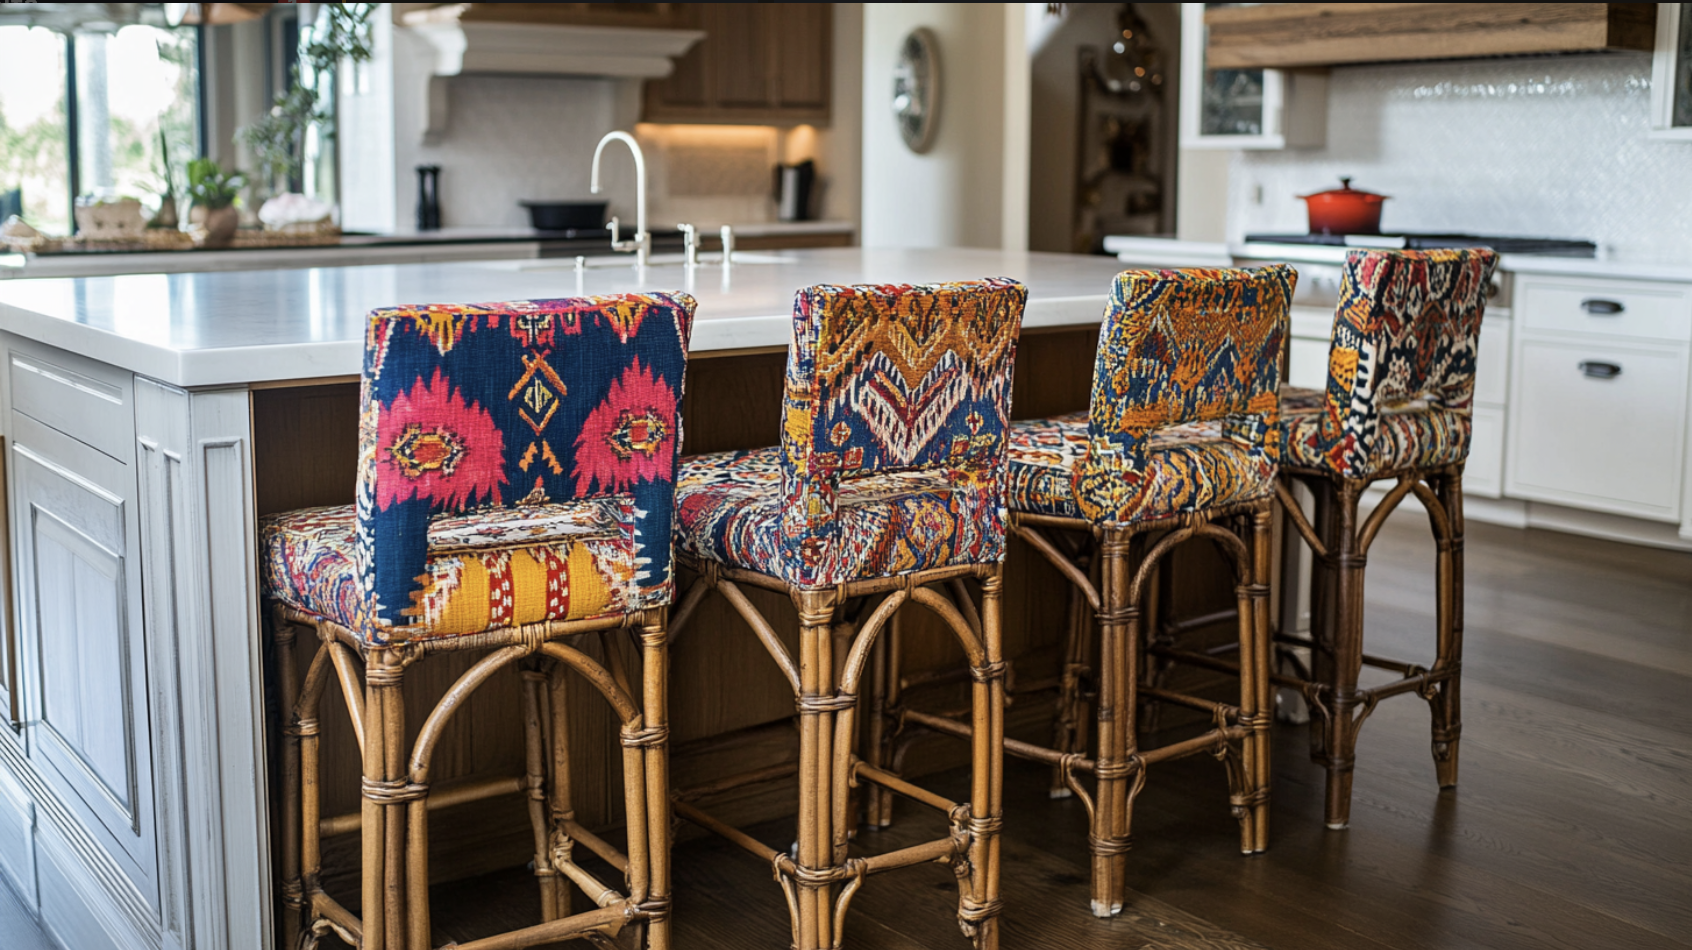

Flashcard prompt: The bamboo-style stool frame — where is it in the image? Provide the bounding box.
[1155,461,1465,830]
[273,602,672,950]
[879,500,1273,918]
[667,557,1006,950]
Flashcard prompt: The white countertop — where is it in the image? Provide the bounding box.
[0,247,1124,389]
[1105,235,1692,284]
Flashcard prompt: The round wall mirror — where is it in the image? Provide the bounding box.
[892,28,940,153]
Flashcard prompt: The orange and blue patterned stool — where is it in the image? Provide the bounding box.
[998,266,1295,916]
[669,279,1026,950]
[1272,248,1497,829]
[261,294,694,950]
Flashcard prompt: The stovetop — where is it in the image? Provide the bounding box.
[1244,232,1597,257]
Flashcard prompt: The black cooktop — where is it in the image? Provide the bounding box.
[1244,233,1597,257]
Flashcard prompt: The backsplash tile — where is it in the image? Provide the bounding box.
[1228,54,1692,263]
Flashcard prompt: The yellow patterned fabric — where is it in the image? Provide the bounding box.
[1014,267,1295,525]
[262,502,632,641]
[1008,412,1274,521]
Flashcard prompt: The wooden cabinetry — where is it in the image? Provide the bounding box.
[643,3,832,125]
[1205,3,1656,70]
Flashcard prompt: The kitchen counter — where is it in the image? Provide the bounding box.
[0,246,1122,387]
[0,221,857,280]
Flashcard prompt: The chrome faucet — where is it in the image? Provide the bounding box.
[590,131,649,268]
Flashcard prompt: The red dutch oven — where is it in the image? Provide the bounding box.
[1300,177,1389,235]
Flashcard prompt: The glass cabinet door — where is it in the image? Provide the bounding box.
[1178,3,1325,150]
[1651,3,1692,139]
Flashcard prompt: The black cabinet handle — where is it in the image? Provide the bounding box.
[1578,361,1622,380]
[1581,298,1624,315]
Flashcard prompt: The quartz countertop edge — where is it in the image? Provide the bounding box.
[0,247,1123,389]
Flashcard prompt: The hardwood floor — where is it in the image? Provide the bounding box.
[3,511,1687,949]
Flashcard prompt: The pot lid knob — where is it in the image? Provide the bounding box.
[1339,176,1352,190]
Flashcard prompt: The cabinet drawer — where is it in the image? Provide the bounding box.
[8,343,133,464]
[1286,337,1329,391]
[1506,338,1688,521]
[1465,406,1504,498]
[1518,277,1692,343]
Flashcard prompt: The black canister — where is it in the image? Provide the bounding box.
[415,165,442,231]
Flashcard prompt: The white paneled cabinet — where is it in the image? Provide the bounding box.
[1508,276,1692,524]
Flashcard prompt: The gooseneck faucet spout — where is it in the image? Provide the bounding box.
[590,131,649,268]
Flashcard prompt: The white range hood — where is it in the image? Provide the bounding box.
[401,4,703,142]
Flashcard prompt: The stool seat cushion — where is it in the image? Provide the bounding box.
[1279,385,1470,477]
[675,447,995,585]
[1007,411,1276,523]
[262,501,636,642]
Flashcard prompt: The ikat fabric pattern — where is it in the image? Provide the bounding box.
[1007,413,1275,521]
[262,502,633,641]
[1280,386,1468,476]
[676,279,1027,587]
[1289,248,1497,479]
[262,293,696,644]
[1045,266,1296,525]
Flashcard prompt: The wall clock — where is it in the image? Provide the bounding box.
[892,28,940,153]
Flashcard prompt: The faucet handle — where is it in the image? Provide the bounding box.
[608,215,621,244]
[677,223,698,266]
[719,225,735,263]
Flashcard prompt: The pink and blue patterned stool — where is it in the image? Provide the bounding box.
[669,279,1026,950]
[1000,266,1295,916]
[261,294,694,950]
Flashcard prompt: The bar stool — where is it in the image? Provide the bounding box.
[264,293,694,950]
[1273,248,1497,829]
[920,266,1295,918]
[668,279,1027,950]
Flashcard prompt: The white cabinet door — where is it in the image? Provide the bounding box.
[1178,3,1326,149]
[1507,337,1689,521]
[9,415,158,913]
[1465,406,1506,498]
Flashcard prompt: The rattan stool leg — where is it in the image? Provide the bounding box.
[1241,508,1274,853]
[795,592,837,950]
[276,616,304,950]
[520,666,563,923]
[1430,467,1464,790]
[1089,531,1133,917]
[639,611,674,950]
[1049,576,1089,799]
[1320,482,1367,830]
[958,570,1006,948]
[543,661,576,921]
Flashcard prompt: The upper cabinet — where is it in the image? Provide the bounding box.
[1180,3,1327,150]
[1203,3,1656,70]
[643,3,833,126]
[1651,2,1692,140]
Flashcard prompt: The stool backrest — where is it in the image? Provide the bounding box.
[779,278,1027,585]
[1317,248,1497,476]
[1077,266,1296,523]
[356,294,695,633]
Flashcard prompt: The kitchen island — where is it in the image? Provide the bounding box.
[0,247,1133,950]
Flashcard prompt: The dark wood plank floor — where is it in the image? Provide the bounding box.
[3,512,1688,949]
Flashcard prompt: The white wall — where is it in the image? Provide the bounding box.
[1227,54,1692,262]
[860,3,1029,250]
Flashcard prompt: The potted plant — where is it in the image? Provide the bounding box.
[187,158,246,247]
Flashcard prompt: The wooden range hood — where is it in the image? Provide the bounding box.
[1204,3,1657,70]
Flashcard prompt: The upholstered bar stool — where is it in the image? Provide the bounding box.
[916,267,1295,918]
[1271,248,1497,829]
[667,279,1026,950]
[264,294,694,950]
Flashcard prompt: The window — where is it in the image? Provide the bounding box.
[0,24,199,236]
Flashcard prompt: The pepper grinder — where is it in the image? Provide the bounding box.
[415,165,441,231]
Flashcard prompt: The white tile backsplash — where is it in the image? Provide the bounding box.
[1228,54,1692,263]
